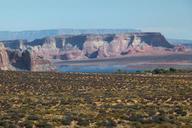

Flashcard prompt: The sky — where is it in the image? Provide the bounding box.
[0,0,191,39]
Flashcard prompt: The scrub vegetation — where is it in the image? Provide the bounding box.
[0,71,192,127]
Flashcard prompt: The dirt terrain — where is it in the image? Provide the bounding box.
[0,71,192,127]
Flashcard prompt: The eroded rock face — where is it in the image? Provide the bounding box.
[83,36,106,58]
[58,50,86,60]
[8,49,28,70]
[7,48,54,71]
[0,43,9,70]
[97,33,175,58]
[23,48,54,71]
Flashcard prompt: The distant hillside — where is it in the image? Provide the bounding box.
[168,39,192,44]
[168,39,192,48]
[0,29,141,41]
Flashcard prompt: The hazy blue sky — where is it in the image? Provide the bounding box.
[0,0,191,39]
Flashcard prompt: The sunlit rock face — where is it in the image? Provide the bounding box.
[83,35,106,58]
[97,33,175,58]
[97,35,134,58]
[58,50,87,60]
[0,43,9,70]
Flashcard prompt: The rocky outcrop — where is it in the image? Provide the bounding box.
[7,48,54,71]
[0,43,9,70]
[28,47,55,71]
[8,49,28,70]
[83,36,106,58]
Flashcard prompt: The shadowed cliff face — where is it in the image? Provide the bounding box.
[138,33,173,48]
[7,50,32,70]
[7,49,53,71]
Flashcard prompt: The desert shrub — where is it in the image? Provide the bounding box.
[152,68,168,74]
[136,70,142,73]
[36,121,52,128]
[77,117,90,126]
[8,111,25,121]
[27,115,40,120]
[169,68,176,73]
[144,70,151,73]
[152,68,161,74]
[62,114,73,125]
[115,69,127,74]
[0,120,16,128]
[21,120,34,128]
[174,107,187,116]
[96,119,116,127]
[151,114,168,123]
[128,114,144,122]
[151,68,177,74]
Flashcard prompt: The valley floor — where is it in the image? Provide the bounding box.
[0,71,192,127]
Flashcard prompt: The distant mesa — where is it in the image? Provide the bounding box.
[0,30,191,71]
[0,29,141,41]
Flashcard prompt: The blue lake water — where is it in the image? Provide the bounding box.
[57,65,141,73]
